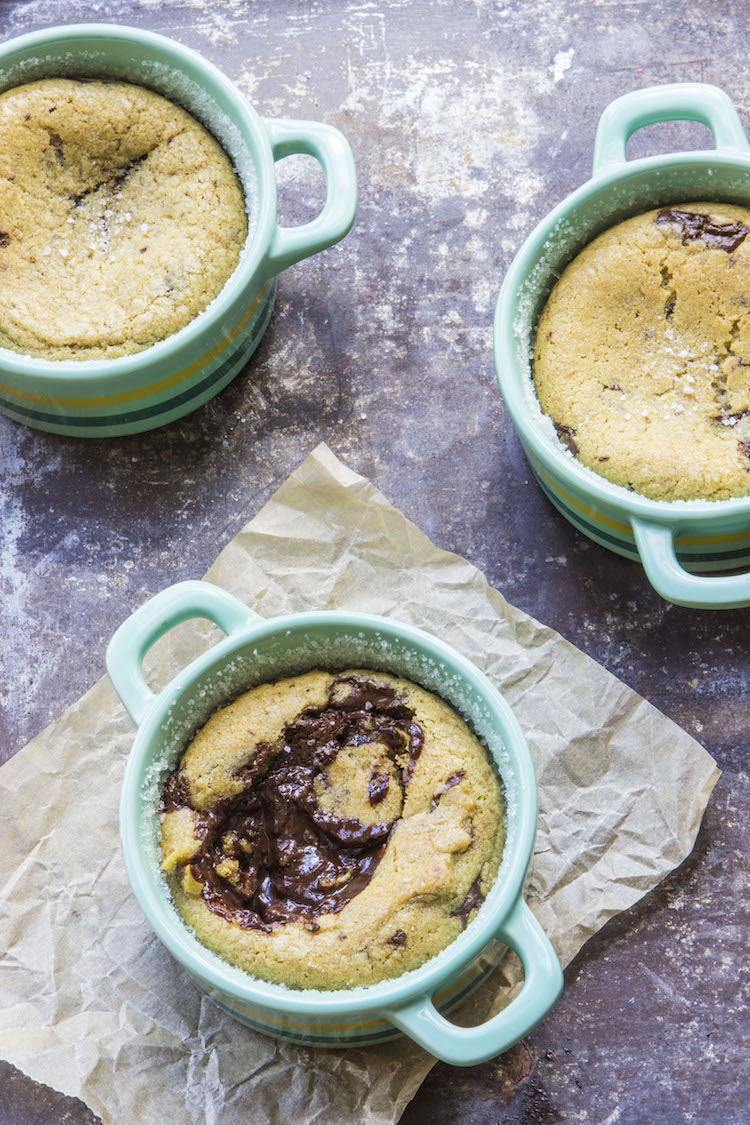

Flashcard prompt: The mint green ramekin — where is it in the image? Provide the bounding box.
[0,24,356,437]
[495,83,750,609]
[106,580,562,1065]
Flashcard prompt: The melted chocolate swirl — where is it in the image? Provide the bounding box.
[162,677,424,930]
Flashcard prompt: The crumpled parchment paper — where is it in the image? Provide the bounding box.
[0,444,719,1125]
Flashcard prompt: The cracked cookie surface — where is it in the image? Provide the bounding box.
[159,670,505,990]
[533,202,750,501]
[0,79,247,360]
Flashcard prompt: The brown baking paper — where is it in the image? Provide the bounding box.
[0,444,719,1125]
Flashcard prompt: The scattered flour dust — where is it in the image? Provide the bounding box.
[133,0,254,46]
[0,434,60,720]
[345,55,540,200]
[6,0,248,46]
[340,45,552,280]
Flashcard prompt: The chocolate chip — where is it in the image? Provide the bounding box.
[160,768,192,812]
[656,208,749,253]
[430,770,465,811]
[388,930,407,947]
[368,768,390,806]
[554,422,579,455]
[0,232,10,248]
[47,131,65,166]
[451,876,484,929]
[713,408,750,426]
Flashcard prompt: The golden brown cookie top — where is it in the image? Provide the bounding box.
[0,79,247,360]
[533,202,750,502]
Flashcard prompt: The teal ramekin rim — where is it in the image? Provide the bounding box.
[0,22,276,386]
[494,148,750,526]
[119,610,537,1016]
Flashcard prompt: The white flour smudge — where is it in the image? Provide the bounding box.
[551,48,575,83]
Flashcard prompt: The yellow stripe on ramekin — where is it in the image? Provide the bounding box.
[531,455,750,547]
[674,528,750,545]
[0,283,268,409]
[530,457,634,537]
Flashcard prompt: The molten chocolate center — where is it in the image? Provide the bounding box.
[162,677,424,930]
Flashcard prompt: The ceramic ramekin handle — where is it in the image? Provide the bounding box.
[106,580,260,726]
[261,118,357,276]
[592,83,750,176]
[632,519,750,609]
[385,900,563,1067]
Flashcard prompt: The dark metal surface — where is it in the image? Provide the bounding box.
[1,1,748,1123]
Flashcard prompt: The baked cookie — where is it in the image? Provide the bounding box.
[533,203,750,501]
[160,670,505,990]
[0,79,247,360]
